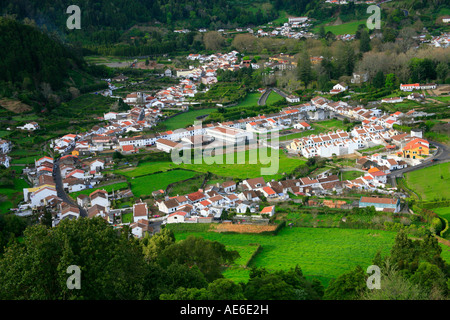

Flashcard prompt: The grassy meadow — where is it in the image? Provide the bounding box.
[162,108,217,130]
[173,226,399,286]
[115,149,305,181]
[0,178,29,214]
[405,162,450,201]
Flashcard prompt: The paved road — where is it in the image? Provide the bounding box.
[53,148,88,217]
[258,88,272,106]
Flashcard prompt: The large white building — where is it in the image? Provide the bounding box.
[205,126,253,144]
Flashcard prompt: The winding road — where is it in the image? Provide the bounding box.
[53,148,88,217]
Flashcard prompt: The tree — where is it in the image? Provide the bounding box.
[410,262,448,296]
[318,25,326,39]
[245,266,322,300]
[231,33,257,53]
[244,273,297,300]
[159,287,210,300]
[323,265,367,300]
[436,62,449,81]
[0,218,147,299]
[335,42,355,77]
[158,235,239,282]
[361,264,429,300]
[141,228,175,261]
[384,73,396,89]
[297,50,312,88]
[40,208,53,228]
[359,29,371,53]
[372,70,385,89]
[203,31,225,51]
[207,278,246,300]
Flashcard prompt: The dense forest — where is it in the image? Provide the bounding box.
[0,17,110,112]
[0,0,277,43]
[0,17,83,91]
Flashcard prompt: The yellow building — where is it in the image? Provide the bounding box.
[402,138,429,159]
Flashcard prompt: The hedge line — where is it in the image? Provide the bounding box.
[244,244,262,268]
[440,217,449,239]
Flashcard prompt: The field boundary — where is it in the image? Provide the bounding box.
[244,244,262,268]
[213,223,279,234]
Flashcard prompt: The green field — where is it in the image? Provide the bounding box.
[162,108,217,130]
[0,178,29,214]
[174,227,398,286]
[313,19,367,35]
[173,226,450,286]
[130,170,199,197]
[341,170,364,181]
[434,207,450,222]
[434,96,450,103]
[70,182,129,200]
[116,149,305,180]
[405,162,450,201]
[276,119,348,142]
[122,212,133,224]
[265,91,284,105]
[234,92,261,108]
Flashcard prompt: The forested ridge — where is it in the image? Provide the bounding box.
[0,17,83,91]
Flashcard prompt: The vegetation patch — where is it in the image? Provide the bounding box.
[405,162,450,201]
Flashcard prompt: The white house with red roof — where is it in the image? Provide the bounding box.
[260,205,275,217]
[167,211,188,224]
[66,169,85,180]
[293,121,312,130]
[133,201,148,223]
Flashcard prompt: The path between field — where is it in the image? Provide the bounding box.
[436,236,450,248]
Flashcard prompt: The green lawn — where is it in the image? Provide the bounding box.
[0,178,29,214]
[116,149,306,181]
[174,227,398,286]
[122,212,133,224]
[130,170,199,197]
[265,91,284,105]
[162,108,218,130]
[313,19,367,35]
[434,207,450,222]
[434,96,450,103]
[168,175,205,197]
[276,119,347,142]
[341,170,363,181]
[0,130,11,138]
[234,93,261,108]
[405,162,450,201]
[69,182,129,200]
[174,226,450,286]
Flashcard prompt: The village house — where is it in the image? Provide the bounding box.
[133,201,148,223]
[359,197,400,213]
[402,138,430,159]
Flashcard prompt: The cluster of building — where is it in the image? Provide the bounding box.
[21,155,112,213]
[16,121,40,131]
[253,18,314,39]
[154,169,404,227]
[22,156,58,209]
[429,32,450,48]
